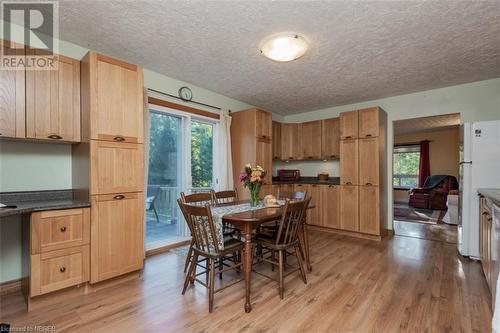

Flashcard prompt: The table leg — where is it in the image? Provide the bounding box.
[243,225,253,313]
[302,223,312,272]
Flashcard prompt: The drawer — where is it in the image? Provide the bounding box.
[31,208,90,254]
[30,245,89,297]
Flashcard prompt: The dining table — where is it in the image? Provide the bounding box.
[219,200,312,313]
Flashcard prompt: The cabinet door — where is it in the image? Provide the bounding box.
[91,192,144,283]
[305,184,320,226]
[340,185,359,231]
[26,53,80,142]
[0,40,25,139]
[91,141,144,195]
[278,184,295,199]
[93,54,144,143]
[255,139,272,184]
[321,118,340,159]
[272,121,281,160]
[320,185,340,229]
[301,120,322,159]
[255,109,272,140]
[261,184,279,199]
[359,138,379,186]
[340,139,359,185]
[359,186,380,235]
[358,107,379,138]
[340,110,358,139]
[280,123,301,160]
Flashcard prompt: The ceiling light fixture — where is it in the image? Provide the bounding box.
[259,33,308,62]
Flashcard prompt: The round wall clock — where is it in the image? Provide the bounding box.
[178,86,193,101]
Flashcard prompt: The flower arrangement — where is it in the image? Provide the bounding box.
[239,164,267,206]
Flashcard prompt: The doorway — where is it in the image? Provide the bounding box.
[392,114,460,243]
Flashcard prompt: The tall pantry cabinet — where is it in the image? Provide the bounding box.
[339,107,387,236]
[73,52,145,283]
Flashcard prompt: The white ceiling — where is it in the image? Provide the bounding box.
[394,113,460,136]
[58,1,500,115]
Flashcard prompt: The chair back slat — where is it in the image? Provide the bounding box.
[180,191,213,206]
[275,198,310,246]
[212,189,238,204]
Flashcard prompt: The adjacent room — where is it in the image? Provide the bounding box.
[1,1,500,332]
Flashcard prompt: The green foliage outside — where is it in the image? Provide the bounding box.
[393,151,420,188]
[191,121,213,188]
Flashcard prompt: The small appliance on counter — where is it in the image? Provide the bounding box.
[317,172,329,181]
[277,169,301,181]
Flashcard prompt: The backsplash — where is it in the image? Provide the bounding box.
[272,160,339,177]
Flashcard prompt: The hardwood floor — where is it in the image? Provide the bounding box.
[394,220,458,244]
[0,230,491,332]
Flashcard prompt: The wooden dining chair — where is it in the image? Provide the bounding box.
[254,198,310,299]
[211,189,239,204]
[178,200,244,312]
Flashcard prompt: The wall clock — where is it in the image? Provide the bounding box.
[178,86,193,101]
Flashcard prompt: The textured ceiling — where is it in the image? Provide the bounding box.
[58,1,500,115]
[394,113,460,135]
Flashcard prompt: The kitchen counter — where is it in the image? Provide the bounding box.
[478,188,500,207]
[272,176,340,185]
[0,190,90,218]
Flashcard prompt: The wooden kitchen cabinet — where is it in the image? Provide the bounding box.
[305,184,320,226]
[359,186,380,235]
[261,184,279,198]
[90,141,144,195]
[26,53,81,142]
[256,109,272,140]
[301,120,322,160]
[340,110,358,139]
[359,138,379,186]
[90,192,144,283]
[272,121,281,160]
[278,184,295,199]
[84,53,144,143]
[358,107,380,138]
[340,185,359,232]
[321,118,340,159]
[255,138,272,184]
[280,123,301,160]
[340,139,359,185]
[320,185,340,229]
[0,40,25,139]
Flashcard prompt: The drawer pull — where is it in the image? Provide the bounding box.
[345,136,352,139]
[60,226,67,232]
[366,134,373,137]
[113,136,125,142]
[308,156,314,159]
[113,194,125,200]
[47,134,62,140]
[60,266,66,273]
[345,182,352,185]
[365,182,373,186]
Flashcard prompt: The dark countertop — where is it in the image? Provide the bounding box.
[272,176,340,185]
[478,188,500,207]
[0,190,90,218]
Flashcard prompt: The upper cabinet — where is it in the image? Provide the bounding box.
[26,52,81,142]
[255,109,272,140]
[321,117,340,159]
[280,123,301,160]
[301,120,322,160]
[0,40,25,139]
[340,110,359,139]
[358,107,380,138]
[272,121,281,160]
[84,53,144,143]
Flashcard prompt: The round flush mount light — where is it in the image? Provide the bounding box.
[259,33,309,62]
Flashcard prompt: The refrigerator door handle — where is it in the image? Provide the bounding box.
[459,161,472,165]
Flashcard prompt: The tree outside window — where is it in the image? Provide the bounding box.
[191,121,213,188]
[393,145,420,189]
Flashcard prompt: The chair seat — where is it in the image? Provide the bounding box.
[255,233,297,250]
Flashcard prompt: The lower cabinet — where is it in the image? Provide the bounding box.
[359,185,380,235]
[90,192,144,283]
[340,185,359,231]
[320,185,340,229]
[305,184,320,225]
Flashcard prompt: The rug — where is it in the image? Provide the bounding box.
[393,203,445,224]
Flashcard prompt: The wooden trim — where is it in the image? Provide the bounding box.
[95,53,138,71]
[145,239,191,257]
[148,96,220,120]
[0,278,22,296]
[308,225,383,241]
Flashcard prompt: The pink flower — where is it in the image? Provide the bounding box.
[239,173,247,182]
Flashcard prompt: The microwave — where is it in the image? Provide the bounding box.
[277,169,301,181]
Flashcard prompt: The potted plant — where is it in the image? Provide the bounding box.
[239,164,267,206]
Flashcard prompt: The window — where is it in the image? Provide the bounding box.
[393,145,420,189]
[191,120,213,189]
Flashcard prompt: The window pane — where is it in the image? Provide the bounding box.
[393,145,420,188]
[191,121,213,188]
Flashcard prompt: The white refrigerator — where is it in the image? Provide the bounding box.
[458,120,500,259]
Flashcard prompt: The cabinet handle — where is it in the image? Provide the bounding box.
[47,134,62,140]
[312,185,317,187]
[113,136,125,142]
[289,157,294,160]
[365,182,373,186]
[346,182,352,185]
[60,226,67,232]
[113,194,125,200]
[59,266,66,273]
[345,136,352,139]
[308,156,313,159]
[365,134,373,137]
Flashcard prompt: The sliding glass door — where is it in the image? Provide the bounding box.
[145,108,216,249]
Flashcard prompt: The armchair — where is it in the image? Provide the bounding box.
[408,175,458,210]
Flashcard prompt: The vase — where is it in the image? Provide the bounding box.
[250,185,261,207]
